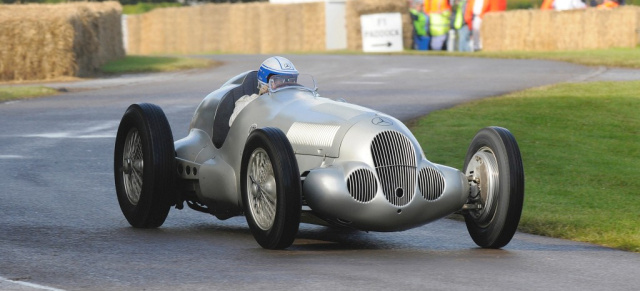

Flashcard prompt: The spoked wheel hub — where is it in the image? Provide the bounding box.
[122,128,144,206]
[465,146,500,228]
[247,148,277,231]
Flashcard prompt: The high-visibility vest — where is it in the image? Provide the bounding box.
[454,0,467,30]
[410,8,429,37]
[541,0,554,10]
[430,10,451,37]
[597,0,619,8]
[423,0,451,14]
[424,0,452,37]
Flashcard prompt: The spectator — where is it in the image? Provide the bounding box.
[541,0,587,10]
[597,0,620,8]
[409,0,430,50]
[453,0,472,52]
[465,0,506,51]
[424,0,451,50]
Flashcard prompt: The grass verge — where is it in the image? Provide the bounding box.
[411,81,640,252]
[100,55,217,75]
[122,2,182,15]
[0,86,59,103]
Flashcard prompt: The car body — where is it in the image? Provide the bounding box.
[114,70,524,249]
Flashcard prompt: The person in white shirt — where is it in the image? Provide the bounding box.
[554,0,587,10]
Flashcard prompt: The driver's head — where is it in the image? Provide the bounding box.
[257,56,299,92]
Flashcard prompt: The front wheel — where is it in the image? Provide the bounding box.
[241,127,301,249]
[114,103,175,228]
[463,126,524,248]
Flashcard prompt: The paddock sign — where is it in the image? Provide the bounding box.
[360,13,403,53]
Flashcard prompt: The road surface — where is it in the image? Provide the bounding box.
[1,55,639,291]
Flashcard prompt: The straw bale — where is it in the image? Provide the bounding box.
[126,14,141,54]
[124,0,416,55]
[0,2,124,81]
[482,6,640,52]
[201,4,225,53]
[126,2,327,55]
[346,0,410,51]
[301,2,326,52]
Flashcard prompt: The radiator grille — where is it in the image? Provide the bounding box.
[346,168,377,203]
[371,131,417,207]
[418,167,445,201]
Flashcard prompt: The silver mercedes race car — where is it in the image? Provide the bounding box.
[114,70,524,250]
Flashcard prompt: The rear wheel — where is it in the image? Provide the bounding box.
[114,103,175,228]
[241,128,301,249]
[463,127,524,248]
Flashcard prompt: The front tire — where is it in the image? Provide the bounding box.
[114,103,175,228]
[241,128,301,249]
[463,127,524,248]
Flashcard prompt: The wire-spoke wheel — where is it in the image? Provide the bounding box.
[114,103,175,228]
[241,128,301,249]
[463,127,524,249]
[122,128,144,205]
[247,148,277,231]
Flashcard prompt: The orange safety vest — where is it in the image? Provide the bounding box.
[597,0,619,9]
[464,0,489,29]
[424,0,452,15]
[464,0,506,29]
[490,0,507,11]
[541,0,554,10]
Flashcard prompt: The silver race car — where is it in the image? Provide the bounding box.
[114,58,524,250]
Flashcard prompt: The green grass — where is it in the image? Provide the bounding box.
[0,86,59,103]
[100,55,217,74]
[411,81,640,252]
[403,47,640,69]
[122,2,182,15]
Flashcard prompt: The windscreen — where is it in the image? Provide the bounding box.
[268,74,317,94]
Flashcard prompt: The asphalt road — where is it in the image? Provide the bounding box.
[1,55,639,291]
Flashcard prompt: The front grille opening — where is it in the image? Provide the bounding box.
[346,168,377,203]
[371,131,417,207]
[418,167,446,201]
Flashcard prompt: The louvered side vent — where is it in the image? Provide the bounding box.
[346,168,378,203]
[418,167,445,201]
[371,131,417,207]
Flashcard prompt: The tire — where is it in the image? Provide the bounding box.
[114,103,175,228]
[463,126,524,249]
[241,127,301,249]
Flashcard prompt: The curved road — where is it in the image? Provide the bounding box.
[1,55,639,291]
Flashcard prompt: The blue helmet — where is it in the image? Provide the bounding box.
[257,56,299,87]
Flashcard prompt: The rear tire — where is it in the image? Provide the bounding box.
[241,127,301,249]
[463,127,524,248]
[114,103,175,228]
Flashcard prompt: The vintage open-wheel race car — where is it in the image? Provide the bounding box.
[114,65,524,250]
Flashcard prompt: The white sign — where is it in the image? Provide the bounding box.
[360,13,403,53]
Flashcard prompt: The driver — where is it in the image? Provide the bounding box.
[229,56,299,126]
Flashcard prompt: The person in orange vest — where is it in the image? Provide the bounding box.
[423,0,452,50]
[541,0,554,9]
[597,0,620,8]
[464,0,505,51]
[541,0,587,10]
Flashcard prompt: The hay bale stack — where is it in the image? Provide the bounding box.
[126,2,326,55]
[482,6,640,52]
[345,0,411,51]
[0,2,124,81]
[300,3,326,52]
